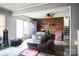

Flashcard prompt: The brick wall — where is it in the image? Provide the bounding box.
[35,17,64,33]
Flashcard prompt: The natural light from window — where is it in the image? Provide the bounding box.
[64,16,70,26]
[0,14,5,37]
[16,19,23,38]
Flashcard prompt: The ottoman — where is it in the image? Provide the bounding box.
[19,49,39,56]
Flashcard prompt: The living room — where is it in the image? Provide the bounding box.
[0,3,79,56]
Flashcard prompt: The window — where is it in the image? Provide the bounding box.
[16,19,36,39]
[64,16,70,26]
[16,19,23,38]
[24,21,36,38]
[0,14,5,37]
[24,21,29,38]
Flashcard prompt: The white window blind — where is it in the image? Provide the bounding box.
[16,19,23,38]
[0,14,5,37]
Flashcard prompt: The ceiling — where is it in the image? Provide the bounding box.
[15,6,70,19]
[0,3,44,12]
[0,3,70,19]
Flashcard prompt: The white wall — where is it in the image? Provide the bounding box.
[6,16,16,40]
[71,4,79,56]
